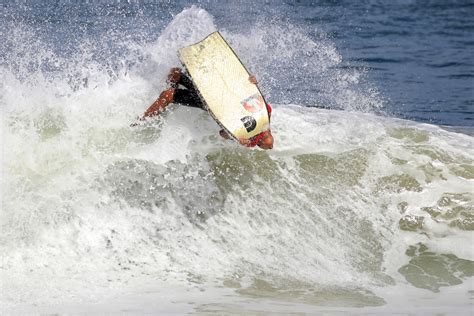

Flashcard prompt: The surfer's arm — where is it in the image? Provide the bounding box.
[219,131,252,146]
[167,67,181,85]
[239,138,252,146]
[142,88,175,118]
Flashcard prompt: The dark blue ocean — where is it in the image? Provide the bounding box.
[1,0,473,128]
[1,1,473,314]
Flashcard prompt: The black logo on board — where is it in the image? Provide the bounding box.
[241,116,257,132]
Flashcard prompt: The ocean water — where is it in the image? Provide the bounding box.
[1,1,473,315]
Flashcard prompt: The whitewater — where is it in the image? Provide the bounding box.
[1,5,473,315]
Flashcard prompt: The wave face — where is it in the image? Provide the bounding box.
[1,4,473,314]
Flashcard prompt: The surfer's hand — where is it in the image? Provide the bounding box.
[248,75,258,85]
[167,67,182,84]
[239,137,250,145]
[219,129,231,140]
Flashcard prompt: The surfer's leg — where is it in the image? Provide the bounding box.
[143,88,175,118]
[173,88,205,109]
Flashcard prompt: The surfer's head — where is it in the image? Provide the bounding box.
[258,130,274,150]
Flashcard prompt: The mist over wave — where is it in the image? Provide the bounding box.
[1,5,473,314]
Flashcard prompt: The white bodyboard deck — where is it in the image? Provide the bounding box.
[178,31,269,139]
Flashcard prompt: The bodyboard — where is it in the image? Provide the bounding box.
[178,31,269,140]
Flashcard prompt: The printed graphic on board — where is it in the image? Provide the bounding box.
[241,94,265,113]
[241,116,257,132]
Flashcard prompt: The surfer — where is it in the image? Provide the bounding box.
[138,67,274,150]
